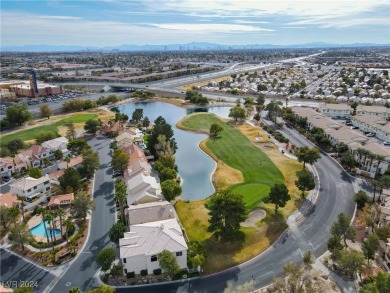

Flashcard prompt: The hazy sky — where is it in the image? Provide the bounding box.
[1,0,389,46]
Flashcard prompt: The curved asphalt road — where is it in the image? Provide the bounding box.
[0,117,356,293]
[114,121,356,293]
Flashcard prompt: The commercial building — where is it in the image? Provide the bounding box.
[9,82,63,98]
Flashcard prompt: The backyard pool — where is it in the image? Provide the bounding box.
[30,220,61,238]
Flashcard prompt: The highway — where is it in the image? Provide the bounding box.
[0,51,325,120]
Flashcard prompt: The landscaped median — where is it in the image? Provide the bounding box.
[175,113,302,274]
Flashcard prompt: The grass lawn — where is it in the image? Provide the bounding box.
[177,113,284,210]
[176,113,303,273]
[175,199,288,274]
[1,113,97,144]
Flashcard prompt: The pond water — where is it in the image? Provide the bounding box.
[117,102,231,200]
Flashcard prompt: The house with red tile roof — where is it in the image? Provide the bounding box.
[101,121,122,137]
[123,144,147,165]
[0,156,28,177]
[58,156,83,170]
[19,145,51,167]
[48,169,65,185]
[48,193,74,209]
[0,192,21,208]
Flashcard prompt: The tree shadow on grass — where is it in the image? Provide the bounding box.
[201,231,245,273]
[263,212,288,241]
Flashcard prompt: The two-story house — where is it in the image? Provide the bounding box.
[9,175,51,200]
[41,136,69,157]
[19,145,51,167]
[119,218,187,275]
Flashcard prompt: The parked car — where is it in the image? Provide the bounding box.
[384,142,390,146]
[113,171,122,177]
[366,133,375,137]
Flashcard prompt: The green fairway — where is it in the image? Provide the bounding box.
[0,114,97,144]
[178,113,284,210]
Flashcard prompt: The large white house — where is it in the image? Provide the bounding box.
[9,175,51,199]
[41,136,69,156]
[126,173,162,205]
[119,218,188,275]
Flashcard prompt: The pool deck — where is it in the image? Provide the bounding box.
[28,215,42,229]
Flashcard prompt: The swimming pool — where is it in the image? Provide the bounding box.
[30,220,61,238]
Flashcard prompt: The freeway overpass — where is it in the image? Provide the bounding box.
[60,52,325,92]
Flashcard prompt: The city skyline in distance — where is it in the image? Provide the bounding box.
[1,0,389,47]
[2,41,390,52]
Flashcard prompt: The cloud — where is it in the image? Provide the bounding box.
[288,17,389,28]
[148,23,274,32]
[234,20,270,24]
[138,0,389,27]
[39,16,83,20]
[282,26,306,29]
[0,12,272,46]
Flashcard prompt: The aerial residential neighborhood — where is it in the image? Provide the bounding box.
[1,1,390,293]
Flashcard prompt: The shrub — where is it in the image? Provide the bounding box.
[153,268,162,275]
[126,271,135,279]
[110,264,124,276]
[141,269,148,276]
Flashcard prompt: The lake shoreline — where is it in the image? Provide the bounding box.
[176,113,218,200]
[116,101,230,201]
[108,96,235,111]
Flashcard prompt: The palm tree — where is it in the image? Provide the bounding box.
[56,208,66,239]
[36,206,50,245]
[361,149,371,169]
[375,154,386,175]
[378,176,390,202]
[368,152,377,172]
[63,219,73,246]
[370,179,380,203]
[18,196,26,223]
[356,148,366,165]
[44,212,55,248]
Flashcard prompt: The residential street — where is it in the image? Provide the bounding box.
[115,119,357,293]
[0,249,55,293]
[45,136,116,292]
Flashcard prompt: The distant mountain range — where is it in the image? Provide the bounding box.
[2,42,390,52]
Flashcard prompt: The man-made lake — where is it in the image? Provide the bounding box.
[117,102,231,200]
